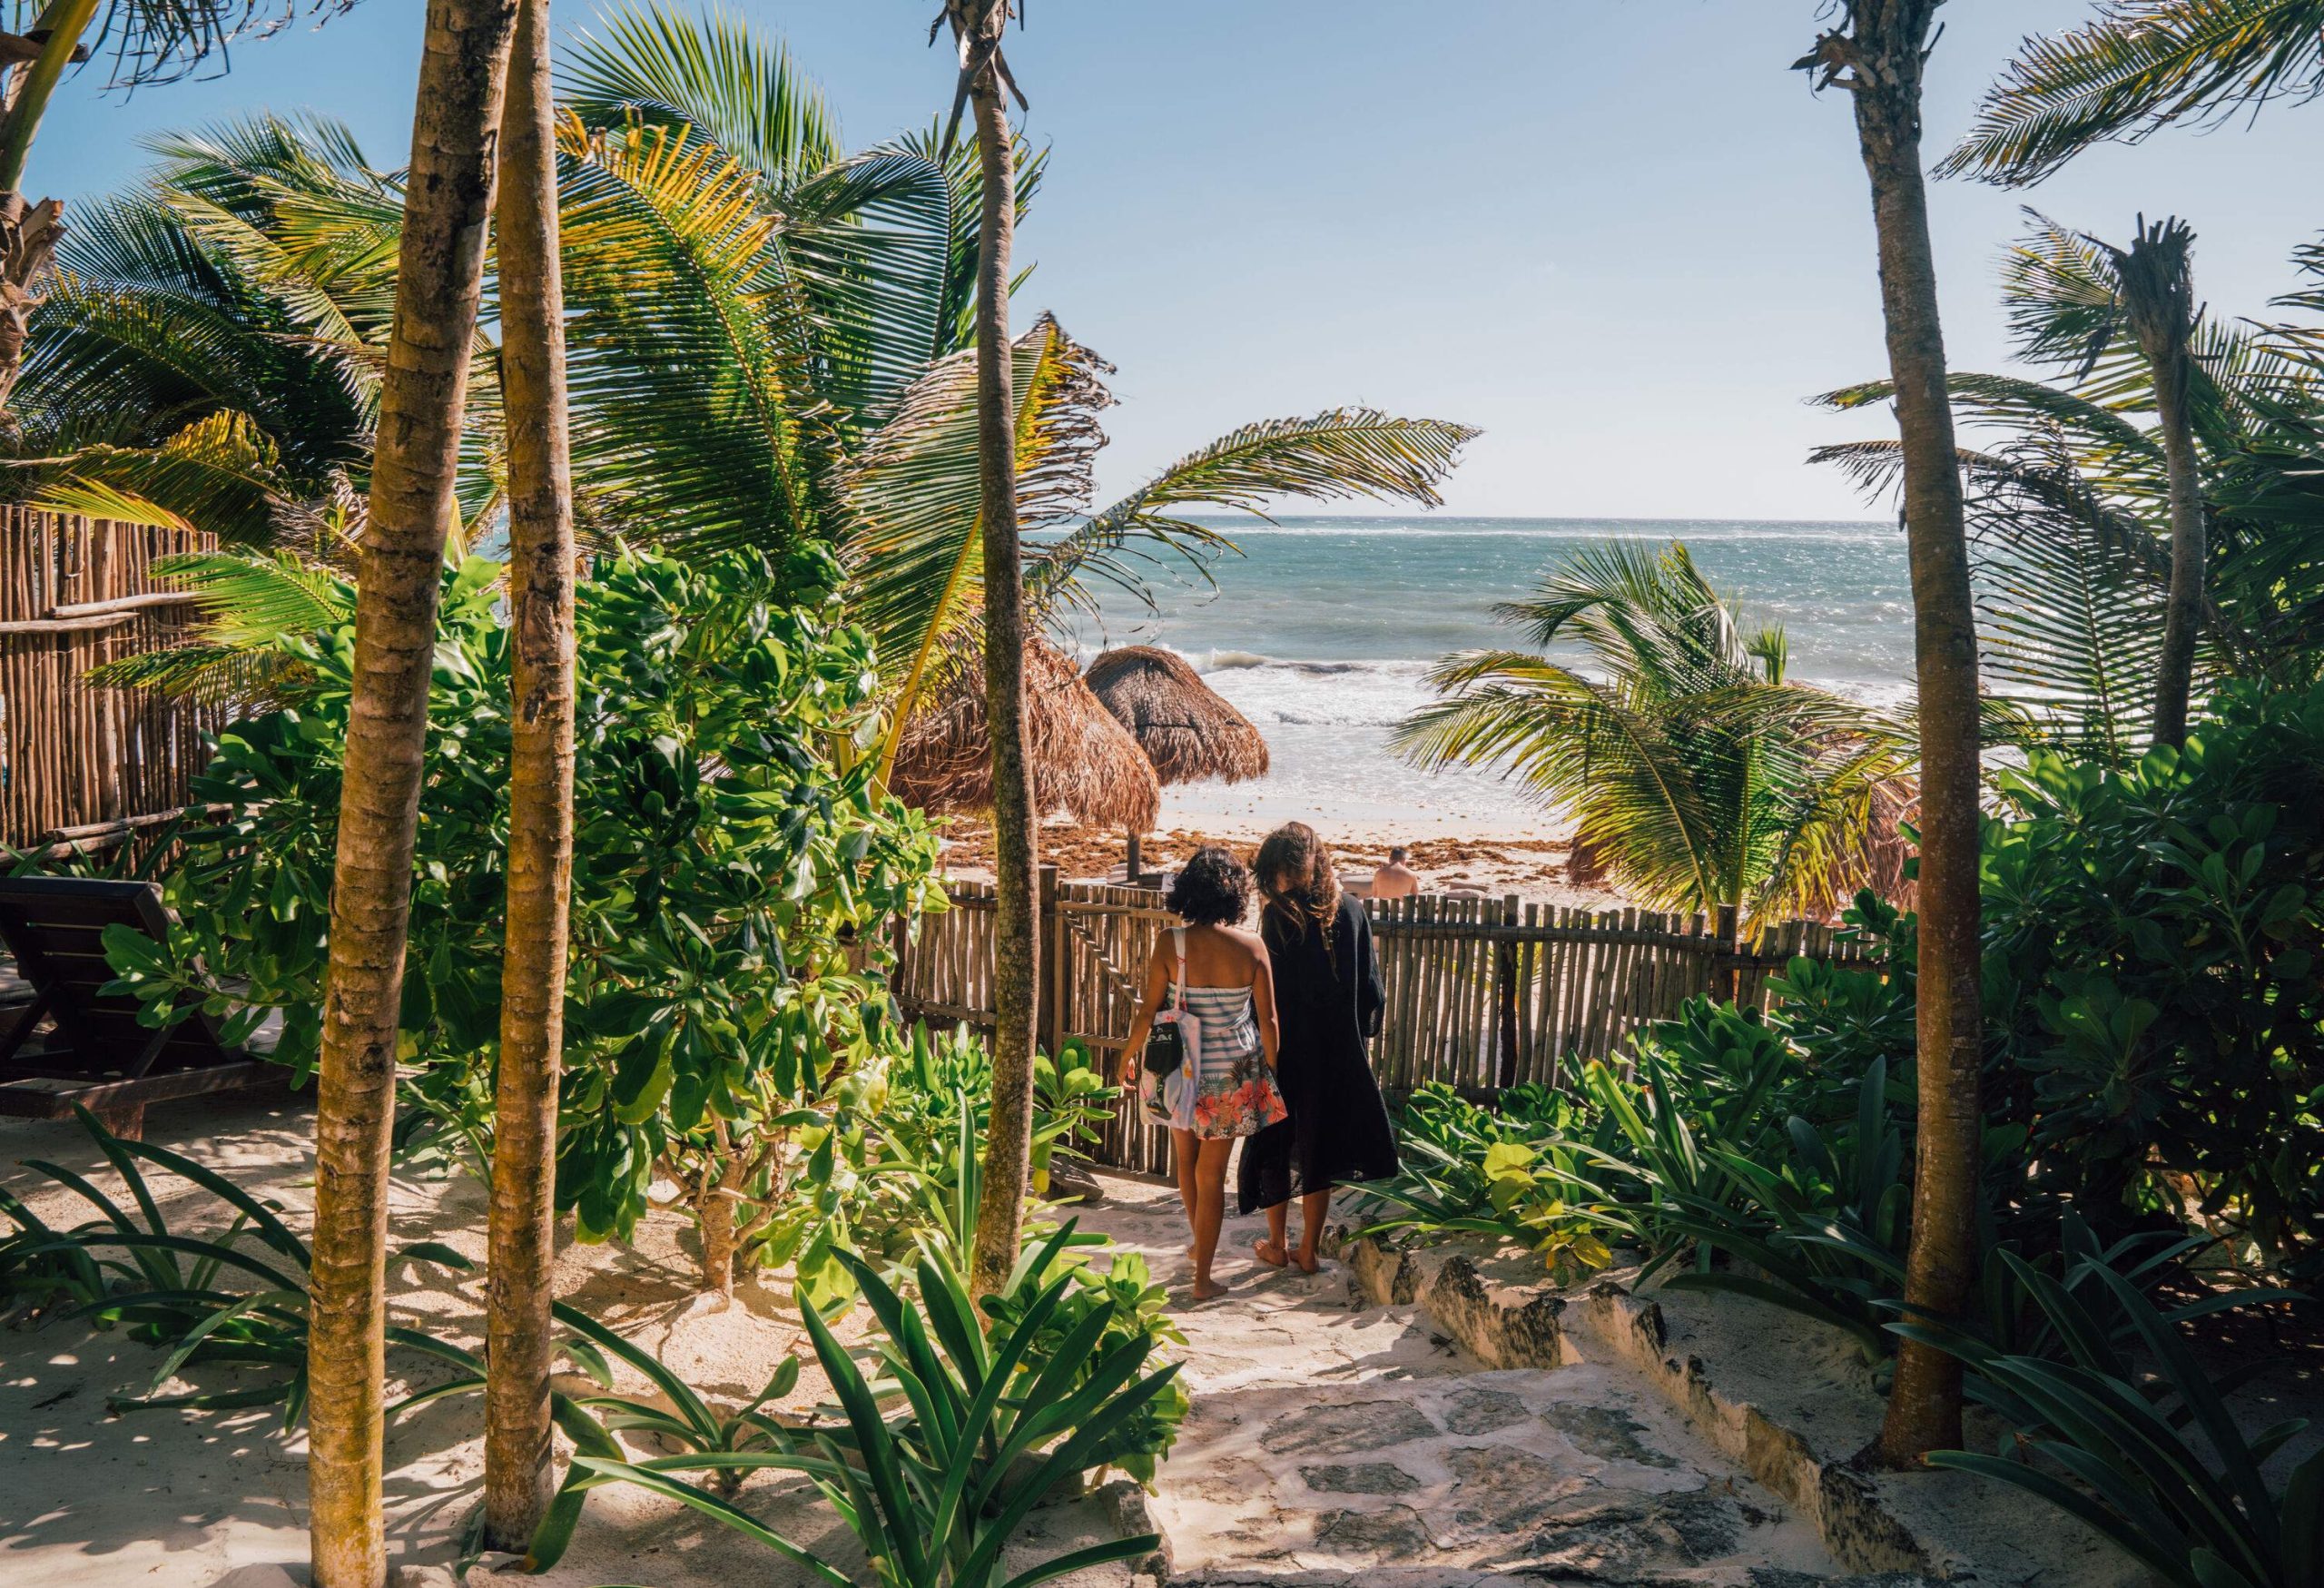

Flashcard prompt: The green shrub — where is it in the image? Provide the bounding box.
[1984,681,2324,1271]
[99,545,943,1297]
[1359,1082,1613,1281]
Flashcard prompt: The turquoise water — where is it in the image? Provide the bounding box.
[1061,516,1916,834]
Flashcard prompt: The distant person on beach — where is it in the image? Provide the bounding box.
[1372,845,1421,901]
[1118,847,1288,1300]
[1238,823,1401,1272]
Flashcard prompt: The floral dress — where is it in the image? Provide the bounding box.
[1140,941,1288,1139]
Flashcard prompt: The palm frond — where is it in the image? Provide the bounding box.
[1393,543,1912,921]
[82,547,352,705]
[558,0,842,193]
[843,314,1109,722]
[555,113,829,552]
[1942,0,2324,185]
[1027,409,1478,622]
[72,2,363,93]
[893,123,1048,358]
[25,412,295,547]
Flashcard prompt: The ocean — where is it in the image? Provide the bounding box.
[1060,516,1917,838]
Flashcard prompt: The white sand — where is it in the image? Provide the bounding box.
[0,1090,1096,1588]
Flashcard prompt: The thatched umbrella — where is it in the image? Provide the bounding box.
[1084,646,1271,883]
[891,634,1162,835]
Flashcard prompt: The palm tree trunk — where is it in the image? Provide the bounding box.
[307,5,521,1584]
[1814,0,1984,1465]
[959,14,1040,1301]
[2144,326,2204,747]
[482,0,576,1553]
[0,0,94,421]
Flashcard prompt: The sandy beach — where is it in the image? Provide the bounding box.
[938,807,1632,912]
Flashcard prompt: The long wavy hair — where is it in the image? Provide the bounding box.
[1255,822,1341,944]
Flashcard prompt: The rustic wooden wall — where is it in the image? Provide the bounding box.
[0,508,219,848]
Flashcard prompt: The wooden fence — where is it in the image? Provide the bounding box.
[891,874,1875,1177]
[1,508,219,848]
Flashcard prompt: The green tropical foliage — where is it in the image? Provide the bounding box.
[13,3,1473,775]
[94,544,945,1296]
[1905,1264,2320,1588]
[1815,212,2324,759]
[1393,540,1915,922]
[578,1219,1174,1588]
[1944,0,2324,186]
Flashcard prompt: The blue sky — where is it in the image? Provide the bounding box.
[34,1,2324,520]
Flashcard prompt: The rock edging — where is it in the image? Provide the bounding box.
[1337,1235,1933,1577]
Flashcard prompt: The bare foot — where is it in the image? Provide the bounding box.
[1191,1277,1231,1301]
[1293,1249,1322,1274]
[1251,1238,1290,1268]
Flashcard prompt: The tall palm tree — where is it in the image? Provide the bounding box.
[1813,213,2324,755]
[2013,215,2208,744]
[0,1,364,421]
[1944,0,2324,185]
[482,0,574,1553]
[1394,542,1915,922]
[933,0,1039,1301]
[307,5,518,1585]
[1797,0,1983,1465]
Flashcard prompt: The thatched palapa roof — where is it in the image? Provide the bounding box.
[1083,646,1270,787]
[892,634,1161,832]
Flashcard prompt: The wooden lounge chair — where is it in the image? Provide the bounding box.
[0,876,283,1139]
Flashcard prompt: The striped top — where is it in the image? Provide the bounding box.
[1177,982,1261,1069]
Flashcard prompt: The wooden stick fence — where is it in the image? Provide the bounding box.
[892,877,1876,1176]
[1,508,219,848]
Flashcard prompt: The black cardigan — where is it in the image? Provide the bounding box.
[1236,893,1400,1214]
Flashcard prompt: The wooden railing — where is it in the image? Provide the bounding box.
[892,874,1875,1177]
[1,508,219,848]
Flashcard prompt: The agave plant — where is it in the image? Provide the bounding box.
[1900,1259,2315,1588]
[578,1219,1175,1588]
[1393,540,1916,922]
[1,1108,473,1429]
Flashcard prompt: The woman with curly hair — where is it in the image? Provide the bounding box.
[1239,822,1400,1272]
[1118,845,1286,1299]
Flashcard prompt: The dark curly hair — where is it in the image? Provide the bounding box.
[1167,845,1254,926]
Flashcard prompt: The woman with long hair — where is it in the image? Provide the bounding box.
[1238,823,1400,1271]
[1118,846,1287,1299]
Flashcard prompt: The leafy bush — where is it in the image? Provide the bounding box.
[1983,682,2324,1271]
[1358,1082,1612,1281]
[100,545,944,1295]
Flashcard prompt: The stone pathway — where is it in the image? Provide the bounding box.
[1079,1173,1842,1587]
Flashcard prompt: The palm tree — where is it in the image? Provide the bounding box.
[481,0,573,1553]
[2014,215,2207,745]
[3,110,475,541]
[1395,541,1915,922]
[1797,0,1984,1465]
[307,5,518,1585]
[0,1,365,421]
[1813,214,2324,755]
[1944,0,2324,185]
[931,0,1039,1301]
[844,316,1478,782]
